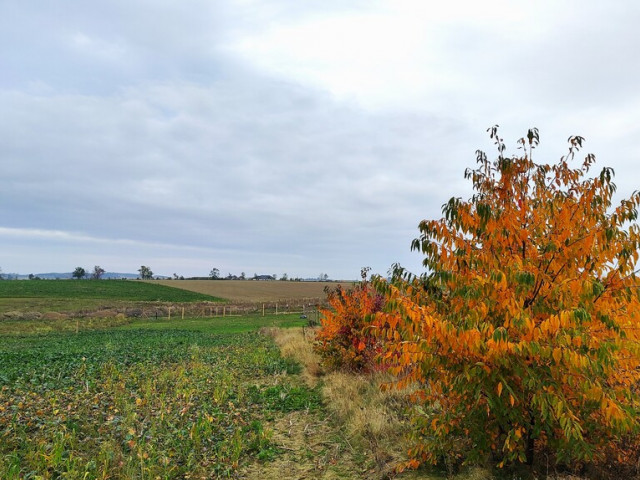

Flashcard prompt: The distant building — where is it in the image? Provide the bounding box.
[253,275,275,281]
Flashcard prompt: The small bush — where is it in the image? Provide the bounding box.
[314,269,384,373]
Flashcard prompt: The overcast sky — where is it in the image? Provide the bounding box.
[2,1,640,279]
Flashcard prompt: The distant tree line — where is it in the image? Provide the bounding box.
[0,265,333,282]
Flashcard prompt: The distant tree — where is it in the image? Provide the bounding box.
[272,274,278,281]
[281,273,288,281]
[138,265,153,280]
[209,268,220,280]
[0,267,3,280]
[318,273,329,281]
[173,273,179,280]
[72,267,86,279]
[240,272,246,280]
[28,273,35,280]
[91,265,106,280]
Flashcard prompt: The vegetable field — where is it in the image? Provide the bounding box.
[0,314,333,479]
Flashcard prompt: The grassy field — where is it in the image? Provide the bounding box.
[0,313,365,479]
[0,280,223,313]
[0,280,222,302]
[150,280,350,303]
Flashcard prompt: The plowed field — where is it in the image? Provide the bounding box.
[150,280,350,303]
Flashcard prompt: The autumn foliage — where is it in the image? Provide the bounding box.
[315,269,384,372]
[372,128,640,470]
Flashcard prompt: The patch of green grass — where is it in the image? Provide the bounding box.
[248,384,322,412]
[0,279,223,303]
[121,313,309,334]
[0,313,314,478]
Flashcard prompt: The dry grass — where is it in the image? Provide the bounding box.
[266,327,417,478]
[262,326,323,385]
[322,370,413,476]
[152,279,350,303]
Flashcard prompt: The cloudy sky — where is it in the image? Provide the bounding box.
[2,1,639,279]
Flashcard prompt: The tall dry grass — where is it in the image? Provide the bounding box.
[262,326,323,385]
[264,326,415,477]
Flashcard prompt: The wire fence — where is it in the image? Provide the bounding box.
[97,297,329,323]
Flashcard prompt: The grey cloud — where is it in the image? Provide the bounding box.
[3,1,638,279]
[1,70,463,277]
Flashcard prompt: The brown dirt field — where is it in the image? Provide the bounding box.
[151,280,354,303]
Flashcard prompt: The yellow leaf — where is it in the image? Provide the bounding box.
[497,382,503,397]
[509,394,515,407]
[552,347,562,365]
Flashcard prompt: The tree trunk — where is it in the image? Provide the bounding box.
[526,414,535,466]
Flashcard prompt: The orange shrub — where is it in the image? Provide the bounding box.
[315,269,384,373]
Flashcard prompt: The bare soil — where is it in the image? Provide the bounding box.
[151,280,352,303]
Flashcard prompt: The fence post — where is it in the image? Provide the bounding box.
[168,307,171,321]
[182,307,185,320]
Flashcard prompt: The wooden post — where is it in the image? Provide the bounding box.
[182,307,185,320]
[223,306,226,317]
[168,307,171,321]
[262,304,265,316]
[276,303,278,315]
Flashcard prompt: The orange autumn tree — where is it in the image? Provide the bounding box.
[315,268,384,372]
[375,127,640,468]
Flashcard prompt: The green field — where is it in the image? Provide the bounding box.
[0,280,224,314]
[0,314,331,479]
[0,280,222,302]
